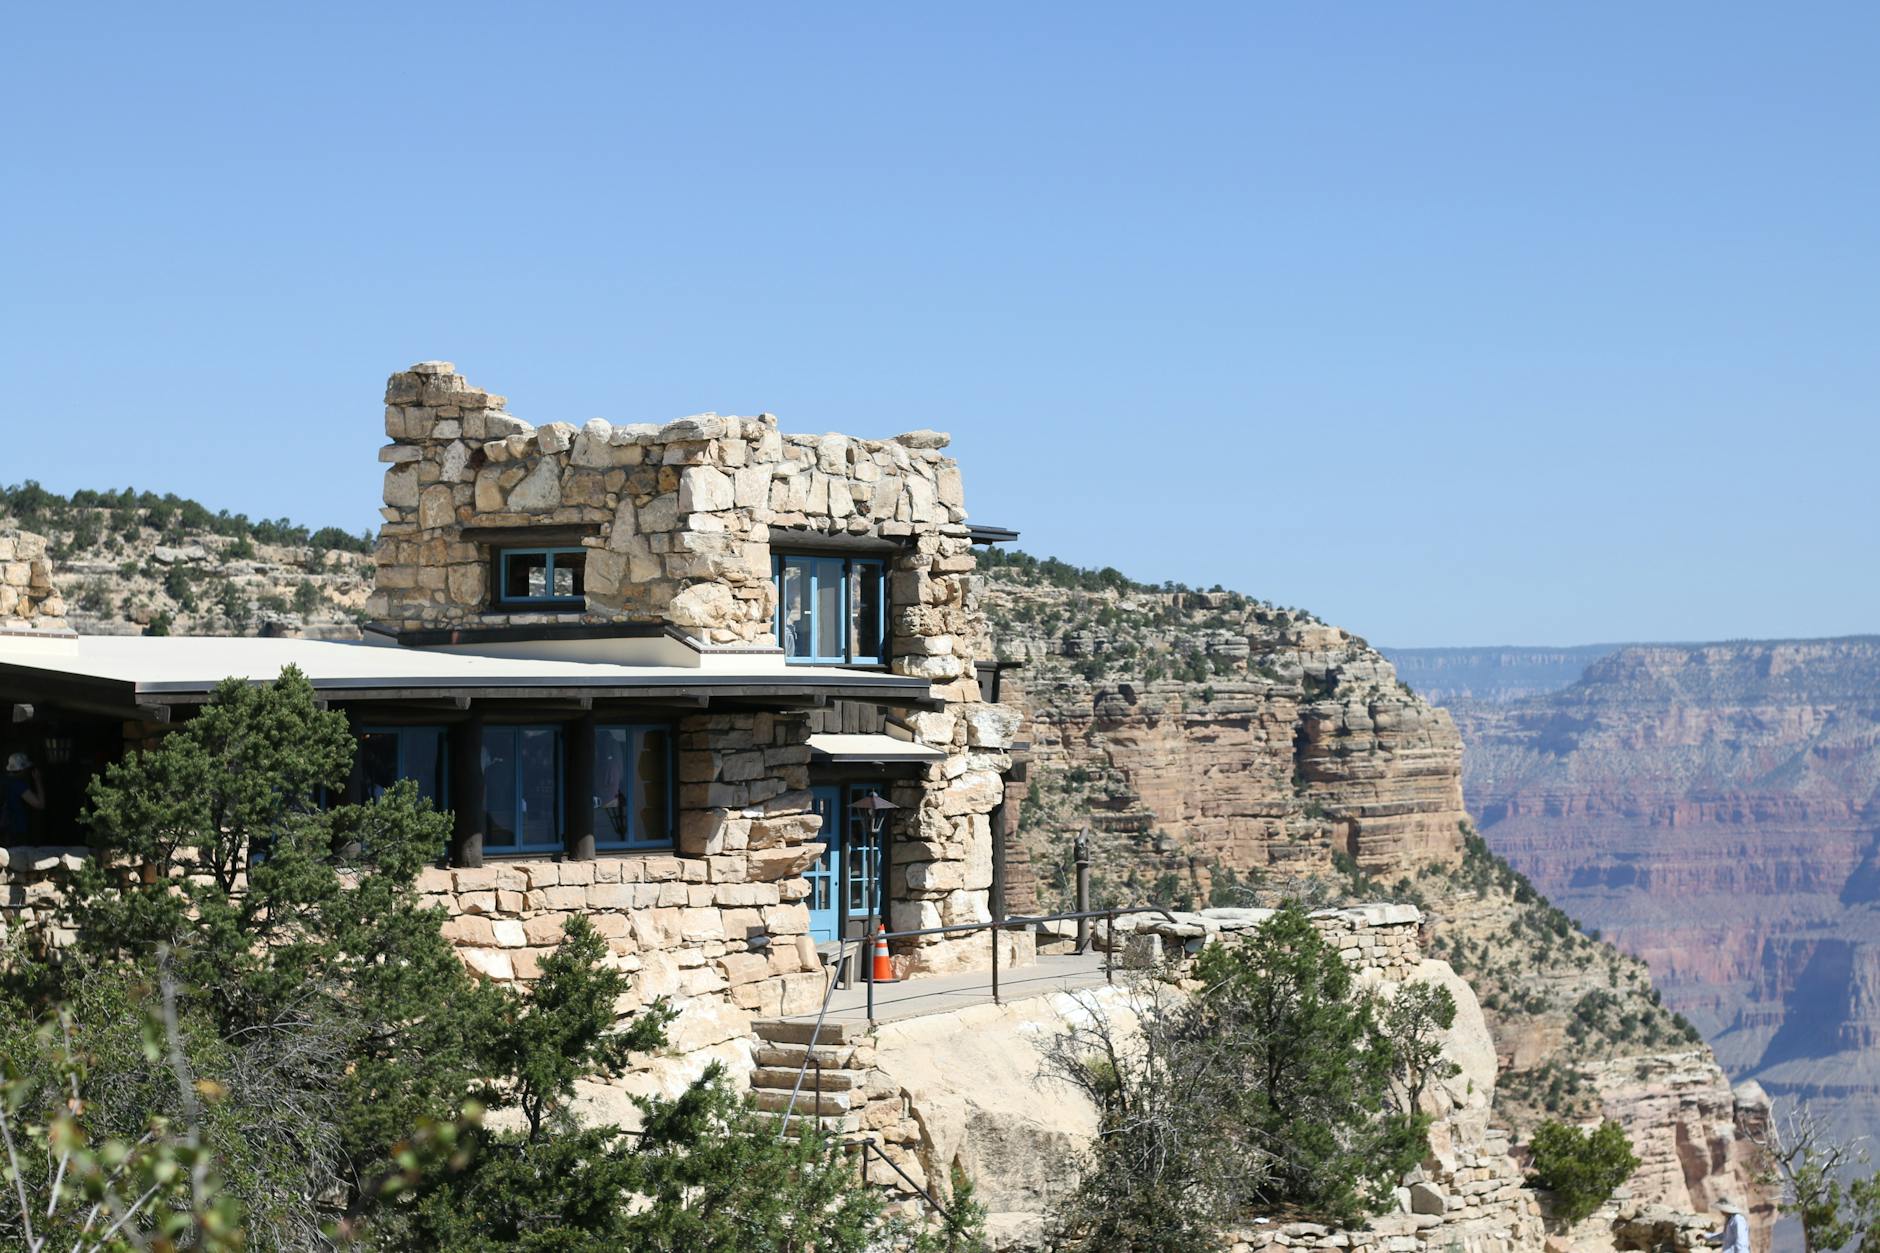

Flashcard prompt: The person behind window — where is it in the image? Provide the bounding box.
[483,738,516,845]
[1,752,46,840]
[595,733,627,842]
[1705,1199,1748,1253]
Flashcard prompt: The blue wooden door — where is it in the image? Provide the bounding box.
[807,787,842,945]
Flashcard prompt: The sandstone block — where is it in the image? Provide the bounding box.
[507,458,562,512]
[678,465,734,513]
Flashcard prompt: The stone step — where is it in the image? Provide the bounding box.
[749,1109,862,1138]
[752,1018,869,1047]
[752,1042,866,1070]
[749,1065,864,1092]
[749,1087,853,1115]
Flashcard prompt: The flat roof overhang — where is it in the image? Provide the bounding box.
[0,637,939,714]
[807,733,946,764]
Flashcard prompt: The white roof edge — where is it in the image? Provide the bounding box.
[0,634,932,699]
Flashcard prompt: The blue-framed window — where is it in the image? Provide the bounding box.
[498,547,587,607]
[357,725,448,807]
[774,554,885,665]
[591,724,674,850]
[482,725,563,854]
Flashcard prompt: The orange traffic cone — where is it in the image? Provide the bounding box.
[870,925,897,983]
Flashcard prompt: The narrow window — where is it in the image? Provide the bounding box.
[852,560,884,663]
[497,547,587,607]
[779,560,810,659]
[592,724,674,850]
[845,784,885,919]
[813,557,844,659]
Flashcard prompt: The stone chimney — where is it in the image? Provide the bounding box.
[0,532,69,635]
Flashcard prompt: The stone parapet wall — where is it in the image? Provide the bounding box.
[1104,902,1426,982]
[0,533,69,632]
[370,362,971,653]
[419,852,826,1050]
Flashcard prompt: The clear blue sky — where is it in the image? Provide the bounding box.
[4,4,1876,647]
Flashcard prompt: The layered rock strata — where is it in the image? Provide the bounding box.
[1455,638,1880,1143]
[981,572,1468,906]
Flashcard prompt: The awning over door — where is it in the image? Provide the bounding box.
[806,733,944,764]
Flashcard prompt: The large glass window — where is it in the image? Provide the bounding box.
[774,554,886,664]
[591,725,673,850]
[498,547,586,607]
[358,726,448,807]
[482,725,563,854]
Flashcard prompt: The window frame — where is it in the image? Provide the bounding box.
[480,724,565,856]
[356,724,450,808]
[773,553,887,666]
[591,723,676,852]
[494,546,588,609]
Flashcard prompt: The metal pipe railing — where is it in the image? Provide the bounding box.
[842,1138,953,1224]
[863,904,1179,1025]
[777,933,856,1139]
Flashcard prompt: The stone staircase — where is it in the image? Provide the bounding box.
[747,1018,877,1138]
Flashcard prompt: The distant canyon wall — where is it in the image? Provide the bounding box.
[1449,637,1880,1140]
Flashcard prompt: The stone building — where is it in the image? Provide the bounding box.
[0,360,1025,1034]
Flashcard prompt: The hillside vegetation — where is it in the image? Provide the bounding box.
[0,480,375,637]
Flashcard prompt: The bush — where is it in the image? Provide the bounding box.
[1528,1119,1639,1226]
[1044,906,1453,1247]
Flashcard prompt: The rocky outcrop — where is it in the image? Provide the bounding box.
[1453,638,1880,1145]
[982,568,1468,904]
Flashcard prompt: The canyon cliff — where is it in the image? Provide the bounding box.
[1438,638,1880,1146]
[978,552,1772,1232]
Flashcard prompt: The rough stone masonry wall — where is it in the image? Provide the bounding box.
[369,363,1016,971]
[0,532,69,632]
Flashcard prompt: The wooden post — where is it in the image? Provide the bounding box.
[340,706,366,807]
[1074,828,1092,951]
[990,792,1007,923]
[450,711,485,867]
[566,713,596,861]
